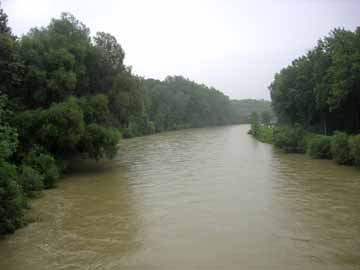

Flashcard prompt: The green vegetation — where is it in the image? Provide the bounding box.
[251,125,273,143]
[248,112,273,143]
[349,135,360,167]
[273,124,306,153]
[0,5,255,234]
[270,27,360,134]
[330,132,353,165]
[250,124,360,168]
[230,99,274,123]
[250,26,360,169]
[307,135,332,159]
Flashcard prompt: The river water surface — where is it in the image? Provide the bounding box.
[1,125,360,269]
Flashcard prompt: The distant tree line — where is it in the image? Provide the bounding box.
[124,76,235,137]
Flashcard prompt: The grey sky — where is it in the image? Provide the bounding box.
[2,0,360,100]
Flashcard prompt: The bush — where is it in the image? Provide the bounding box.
[0,161,25,234]
[273,124,306,153]
[18,165,44,197]
[349,134,360,167]
[250,125,273,143]
[307,135,332,159]
[331,131,353,165]
[24,150,60,188]
[123,116,156,138]
[80,124,120,160]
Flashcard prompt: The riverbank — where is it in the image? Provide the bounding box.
[248,125,273,143]
[249,124,360,168]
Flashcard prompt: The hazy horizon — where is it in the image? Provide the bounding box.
[2,0,360,100]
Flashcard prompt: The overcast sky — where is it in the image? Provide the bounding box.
[2,0,360,100]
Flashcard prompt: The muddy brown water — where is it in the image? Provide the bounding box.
[0,125,360,270]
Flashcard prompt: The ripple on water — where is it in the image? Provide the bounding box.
[0,125,360,270]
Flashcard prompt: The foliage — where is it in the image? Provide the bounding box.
[38,98,85,155]
[0,6,274,234]
[250,112,260,133]
[18,165,44,197]
[261,111,272,126]
[23,149,60,188]
[349,135,360,167]
[123,115,155,138]
[0,161,24,234]
[230,99,273,124]
[140,76,234,133]
[330,131,353,165]
[270,28,360,134]
[307,135,332,159]
[250,125,273,143]
[80,124,120,160]
[273,124,306,153]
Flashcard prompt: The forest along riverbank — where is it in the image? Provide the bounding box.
[0,125,359,270]
[249,123,360,168]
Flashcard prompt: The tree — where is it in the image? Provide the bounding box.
[261,111,271,126]
[270,27,360,134]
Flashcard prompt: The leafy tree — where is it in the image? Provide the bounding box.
[0,8,250,235]
[273,124,306,153]
[261,111,271,126]
[18,165,44,197]
[270,27,360,134]
[331,131,353,165]
[0,161,24,234]
[23,149,60,188]
[80,124,120,160]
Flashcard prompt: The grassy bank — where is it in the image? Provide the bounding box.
[248,125,273,143]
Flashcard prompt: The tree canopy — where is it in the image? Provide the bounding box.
[270,28,360,134]
[0,6,252,234]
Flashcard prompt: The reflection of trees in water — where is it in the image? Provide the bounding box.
[271,151,360,266]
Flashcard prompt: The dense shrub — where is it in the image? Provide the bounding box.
[307,135,332,159]
[80,124,120,160]
[38,98,85,153]
[273,124,306,153]
[123,115,156,138]
[349,135,360,167]
[24,150,60,188]
[331,131,353,165]
[0,161,25,234]
[18,165,44,197]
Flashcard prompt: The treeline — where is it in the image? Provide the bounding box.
[251,26,360,168]
[230,99,273,123]
[124,76,234,137]
[270,27,360,134]
[0,7,239,234]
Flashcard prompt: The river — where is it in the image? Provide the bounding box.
[0,125,359,269]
